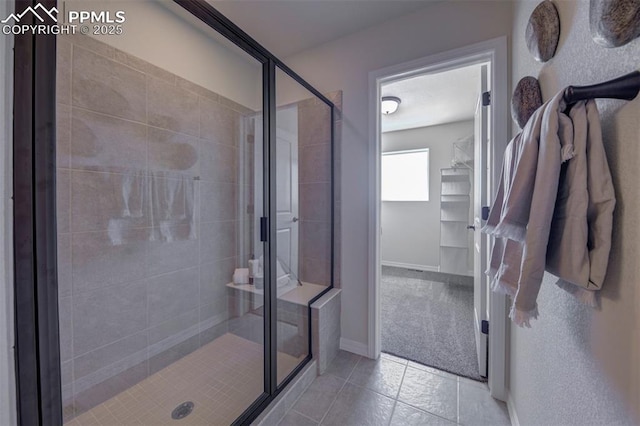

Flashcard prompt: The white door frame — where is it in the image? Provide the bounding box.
[367,36,509,401]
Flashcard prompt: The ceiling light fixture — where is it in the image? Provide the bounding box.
[381,96,401,115]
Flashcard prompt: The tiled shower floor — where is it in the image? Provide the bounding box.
[66,333,302,426]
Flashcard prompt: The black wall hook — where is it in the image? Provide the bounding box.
[564,70,640,105]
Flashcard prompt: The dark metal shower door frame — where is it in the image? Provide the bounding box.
[11,0,336,425]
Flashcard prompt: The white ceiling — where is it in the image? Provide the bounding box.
[205,0,481,133]
[208,0,439,57]
[381,63,483,132]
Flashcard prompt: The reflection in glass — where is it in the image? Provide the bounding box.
[275,67,333,384]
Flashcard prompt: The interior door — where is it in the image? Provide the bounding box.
[275,106,299,282]
[473,64,489,378]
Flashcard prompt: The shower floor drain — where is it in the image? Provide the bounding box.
[171,401,194,420]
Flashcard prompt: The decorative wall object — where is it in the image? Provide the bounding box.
[512,76,543,129]
[590,0,640,47]
[526,0,561,62]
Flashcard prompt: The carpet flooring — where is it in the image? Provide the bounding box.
[381,266,485,381]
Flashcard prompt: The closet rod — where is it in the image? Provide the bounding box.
[564,70,640,104]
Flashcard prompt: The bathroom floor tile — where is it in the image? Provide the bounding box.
[398,366,458,422]
[279,410,319,426]
[324,350,361,379]
[458,380,510,425]
[347,356,407,398]
[320,382,395,426]
[292,373,345,422]
[381,352,409,365]
[390,402,456,426]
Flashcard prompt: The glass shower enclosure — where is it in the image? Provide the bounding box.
[12,1,334,424]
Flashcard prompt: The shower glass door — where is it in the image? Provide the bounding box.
[275,67,333,385]
[55,1,266,423]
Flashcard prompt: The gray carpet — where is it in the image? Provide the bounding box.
[381,266,485,381]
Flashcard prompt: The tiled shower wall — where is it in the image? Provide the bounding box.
[298,93,341,287]
[55,34,255,415]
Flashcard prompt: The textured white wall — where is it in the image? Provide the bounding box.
[510,1,640,424]
[381,121,473,270]
[285,1,512,348]
[0,0,16,423]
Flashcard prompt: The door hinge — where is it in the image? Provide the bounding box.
[482,206,490,221]
[260,217,267,242]
[482,91,491,106]
[481,320,489,335]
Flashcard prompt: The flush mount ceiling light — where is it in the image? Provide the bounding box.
[381,96,401,115]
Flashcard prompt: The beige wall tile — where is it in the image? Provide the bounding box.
[200,258,235,308]
[148,267,200,324]
[64,34,115,59]
[218,95,255,116]
[299,104,331,146]
[147,76,199,136]
[200,221,237,263]
[71,170,148,232]
[299,143,331,184]
[301,256,330,287]
[71,229,149,294]
[148,310,199,346]
[148,126,199,176]
[113,49,176,84]
[71,108,147,173]
[300,183,331,222]
[199,97,238,146]
[57,169,70,233]
[58,296,73,362]
[176,76,218,102]
[200,141,237,183]
[56,38,72,106]
[301,221,331,263]
[61,360,73,392]
[147,224,199,277]
[73,332,148,380]
[72,46,146,122]
[57,103,71,168]
[57,233,72,298]
[72,280,148,356]
[200,181,237,223]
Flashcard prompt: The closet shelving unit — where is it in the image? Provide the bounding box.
[439,136,473,276]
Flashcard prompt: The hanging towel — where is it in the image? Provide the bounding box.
[546,100,616,306]
[483,90,575,327]
[148,171,197,242]
[483,91,615,327]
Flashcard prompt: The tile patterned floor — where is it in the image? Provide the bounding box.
[278,351,511,426]
[66,333,302,426]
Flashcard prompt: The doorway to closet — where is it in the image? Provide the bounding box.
[379,63,488,381]
[369,37,510,398]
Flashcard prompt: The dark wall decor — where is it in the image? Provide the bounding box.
[590,0,640,47]
[526,0,561,62]
[512,76,543,129]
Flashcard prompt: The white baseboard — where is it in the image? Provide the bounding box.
[507,392,520,426]
[339,338,369,357]
[381,261,439,272]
